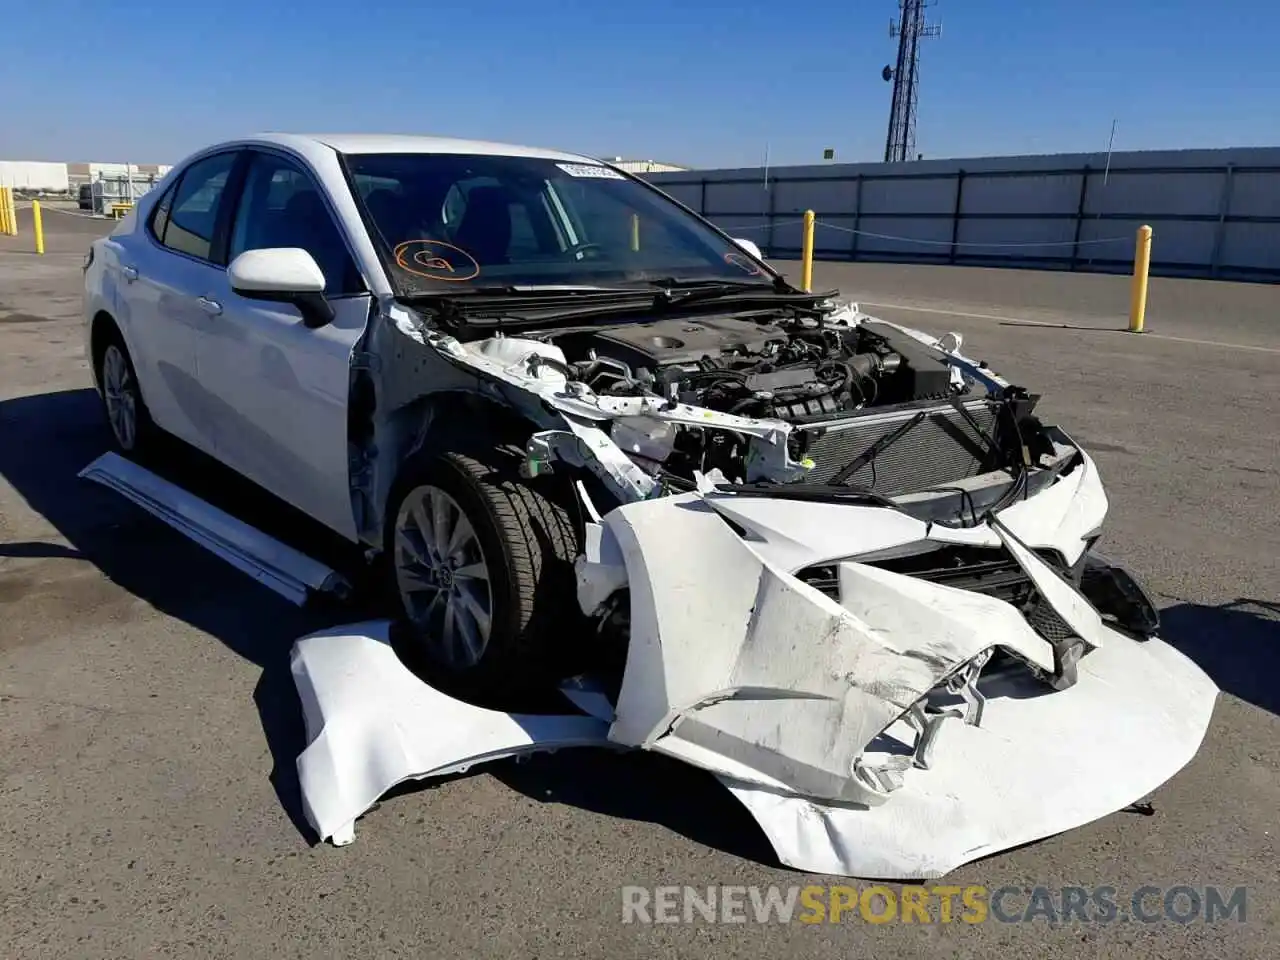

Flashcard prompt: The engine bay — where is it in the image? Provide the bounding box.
[430,300,1057,505]
[548,315,965,422]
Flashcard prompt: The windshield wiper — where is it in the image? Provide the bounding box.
[642,277,830,309]
[643,276,785,291]
[426,283,829,329]
[402,284,635,301]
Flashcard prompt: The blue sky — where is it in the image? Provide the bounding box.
[2,0,1279,168]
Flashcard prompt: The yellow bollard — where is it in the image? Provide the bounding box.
[801,209,815,292]
[1128,224,1152,333]
[32,200,44,255]
[6,188,16,236]
[630,213,640,252]
[0,187,10,235]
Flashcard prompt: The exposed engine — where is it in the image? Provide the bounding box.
[549,316,959,422]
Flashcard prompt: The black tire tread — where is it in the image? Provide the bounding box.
[387,443,583,691]
[449,448,580,659]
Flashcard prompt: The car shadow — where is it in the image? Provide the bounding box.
[491,749,782,869]
[0,387,777,865]
[371,746,781,870]
[0,387,358,840]
[1160,598,1280,716]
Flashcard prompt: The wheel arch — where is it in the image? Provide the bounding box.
[88,310,127,395]
[87,313,119,391]
[355,387,564,548]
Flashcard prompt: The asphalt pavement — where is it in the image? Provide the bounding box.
[1,210,1277,958]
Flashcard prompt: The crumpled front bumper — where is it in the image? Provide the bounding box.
[723,628,1216,879]
[579,479,1218,875]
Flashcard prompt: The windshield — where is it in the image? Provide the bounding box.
[341,152,773,296]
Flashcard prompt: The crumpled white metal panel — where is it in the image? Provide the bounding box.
[291,622,611,845]
[600,494,1059,806]
[287,617,1215,879]
[724,629,1217,879]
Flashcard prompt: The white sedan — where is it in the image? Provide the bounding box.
[83,133,788,687]
[83,134,1214,874]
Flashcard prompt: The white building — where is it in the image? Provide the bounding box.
[66,162,174,188]
[0,160,174,193]
[0,161,70,192]
[607,157,689,173]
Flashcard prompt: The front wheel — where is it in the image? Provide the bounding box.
[383,447,583,693]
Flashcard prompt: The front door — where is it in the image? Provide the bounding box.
[195,150,371,540]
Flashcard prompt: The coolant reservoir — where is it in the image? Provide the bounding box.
[470,337,568,386]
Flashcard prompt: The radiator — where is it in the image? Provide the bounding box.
[796,400,997,494]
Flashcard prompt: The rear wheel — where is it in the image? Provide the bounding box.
[96,332,154,456]
[384,446,583,693]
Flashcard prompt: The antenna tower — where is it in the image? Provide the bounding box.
[881,1,941,163]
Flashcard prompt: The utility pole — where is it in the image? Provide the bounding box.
[882,1,941,163]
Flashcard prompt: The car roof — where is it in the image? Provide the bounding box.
[243,132,600,164]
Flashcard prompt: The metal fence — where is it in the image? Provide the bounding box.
[644,147,1280,282]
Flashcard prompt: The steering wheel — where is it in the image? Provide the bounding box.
[566,242,609,262]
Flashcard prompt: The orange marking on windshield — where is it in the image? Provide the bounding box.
[393,239,481,281]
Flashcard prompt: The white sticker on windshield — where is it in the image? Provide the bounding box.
[556,163,625,179]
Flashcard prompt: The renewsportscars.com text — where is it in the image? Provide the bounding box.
[621,884,1248,925]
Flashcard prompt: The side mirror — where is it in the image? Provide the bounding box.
[731,237,764,261]
[228,247,335,329]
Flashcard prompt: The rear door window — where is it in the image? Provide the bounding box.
[148,182,176,243]
[160,152,239,261]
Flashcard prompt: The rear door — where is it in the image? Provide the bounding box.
[117,149,243,452]
[194,148,371,539]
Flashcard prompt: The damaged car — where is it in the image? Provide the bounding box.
[82,133,1217,877]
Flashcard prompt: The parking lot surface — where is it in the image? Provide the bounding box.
[2,209,1277,958]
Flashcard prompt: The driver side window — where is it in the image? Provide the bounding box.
[228,153,364,296]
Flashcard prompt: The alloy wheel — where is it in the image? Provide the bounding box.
[101,344,138,450]
[393,484,495,668]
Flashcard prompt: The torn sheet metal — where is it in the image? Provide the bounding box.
[79,452,349,605]
[723,630,1217,879]
[291,621,610,845]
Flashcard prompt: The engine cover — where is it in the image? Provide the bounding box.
[555,316,788,370]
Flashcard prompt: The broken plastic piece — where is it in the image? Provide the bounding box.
[853,755,913,793]
[946,649,991,726]
[1079,552,1161,639]
[724,631,1217,879]
[291,621,611,845]
[1050,637,1087,691]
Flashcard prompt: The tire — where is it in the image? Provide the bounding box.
[383,445,583,694]
[95,329,155,457]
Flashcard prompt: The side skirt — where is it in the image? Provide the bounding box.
[78,451,351,606]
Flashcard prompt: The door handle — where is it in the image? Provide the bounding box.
[121,265,139,282]
[197,296,223,316]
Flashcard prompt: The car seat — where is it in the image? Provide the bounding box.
[452,186,513,265]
